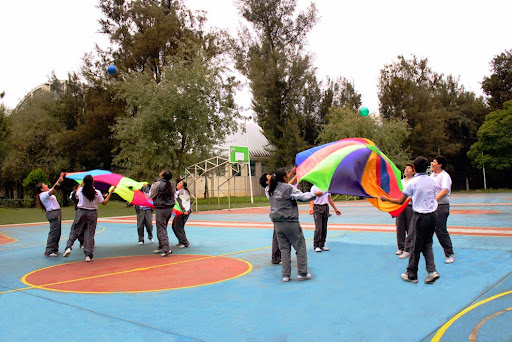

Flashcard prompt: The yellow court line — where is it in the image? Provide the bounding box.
[431,290,512,341]
[2,231,346,295]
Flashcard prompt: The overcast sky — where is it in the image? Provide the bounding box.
[1,0,510,114]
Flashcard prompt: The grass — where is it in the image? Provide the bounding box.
[0,197,272,225]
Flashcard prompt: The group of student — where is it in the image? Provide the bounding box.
[35,169,192,262]
[261,155,454,284]
[381,155,454,284]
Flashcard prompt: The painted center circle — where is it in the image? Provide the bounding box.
[22,254,251,293]
[451,210,501,215]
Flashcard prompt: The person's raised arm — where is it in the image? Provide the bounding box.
[101,187,116,206]
[48,172,65,196]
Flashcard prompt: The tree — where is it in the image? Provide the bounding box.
[112,49,240,181]
[318,106,410,169]
[482,49,512,111]
[233,0,320,167]
[378,55,489,170]
[22,168,49,200]
[468,100,512,172]
[97,0,223,83]
[1,93,68,198]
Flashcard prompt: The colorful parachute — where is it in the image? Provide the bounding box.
[295,138,408,217]
[65,170,154,209]
[172,202,183,216]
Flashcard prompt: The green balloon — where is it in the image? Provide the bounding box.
[359,107,369,116]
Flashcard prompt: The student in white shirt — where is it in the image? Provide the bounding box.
[431,155,455,264]
[172,180,192,248]
[35,172,65,257]
[309,185,341,252]
[380,157,440,284]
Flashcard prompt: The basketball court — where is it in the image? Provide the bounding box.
[1,192,511,341]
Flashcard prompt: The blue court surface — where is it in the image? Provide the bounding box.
[1,192,511,341]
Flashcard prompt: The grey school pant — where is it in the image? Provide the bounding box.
[271,228,281,264]
[171,213,190,247]
[45,209,62,254]
[155,207,173,253]
[435,204,454,257]
[313,204,329,248]
[274,221,308,278]
[406,211,437,280]
[396,204,413,251]
[137,209,153,242]
[66,208,98,259]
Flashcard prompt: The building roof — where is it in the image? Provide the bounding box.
[218,121,271,160]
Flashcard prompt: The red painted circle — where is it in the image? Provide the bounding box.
[23,254,251,293]
[451,210,501,215]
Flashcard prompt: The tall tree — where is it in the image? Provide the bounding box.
[378,55,488,165]
[468,100,512,172]
[112,49,240,181]
[233,0,320,167]
[97,0,223,83]
[482,49,512,111]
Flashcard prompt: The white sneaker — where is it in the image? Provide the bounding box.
[63,248,72,257]
[445,255,455,264]
[150,239,154,243]
[85,256,92,262]
[399,251,410,259]
[314,247,322,252]
[322,247,329,251]
[282,277,290,282]
[425,271,440,284]
[400,273,418,283]
[297,273,312,280]
[138,241,143,245]
[395,250,403,255]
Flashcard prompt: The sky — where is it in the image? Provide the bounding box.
[1,0,511,114]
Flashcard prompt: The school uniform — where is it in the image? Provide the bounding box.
[402,173,438,281]
[431,170,454,258]
[265,186,281,264]
[148,179,175,254]
[136,203,154,243]
[396,178,413,252]
[310,185,330,249]
[172,189,191,247]
[39,191,62,255]
[269,182,315,278]
[65,187,105,259]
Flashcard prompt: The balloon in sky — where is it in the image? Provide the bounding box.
[359,107,369,116]
[107,65,117,75]
[65,169,154,208]
[295,138,408,217]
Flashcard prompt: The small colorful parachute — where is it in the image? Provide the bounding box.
[295,138,408,217]
[65,170,154,209]
[172,202,183,216]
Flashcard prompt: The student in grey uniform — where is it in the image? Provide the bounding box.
[309,184,341,252]
[69,185,85,249]
[396,163,414,258]
[63,175,115,262]
[147,170,175,257]
[35,172,65,257]
[172,180,191,248]
[136,185,154,245]
[260,172,281,264]
[380,156,440,284]
[431,155,455,264]
[267,168,323,282]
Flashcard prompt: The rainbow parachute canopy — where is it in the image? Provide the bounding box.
[295,138,408,217]
[65,170,154,209]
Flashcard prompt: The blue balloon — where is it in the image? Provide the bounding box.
[359,107,369,116]
[107,65,117,75]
